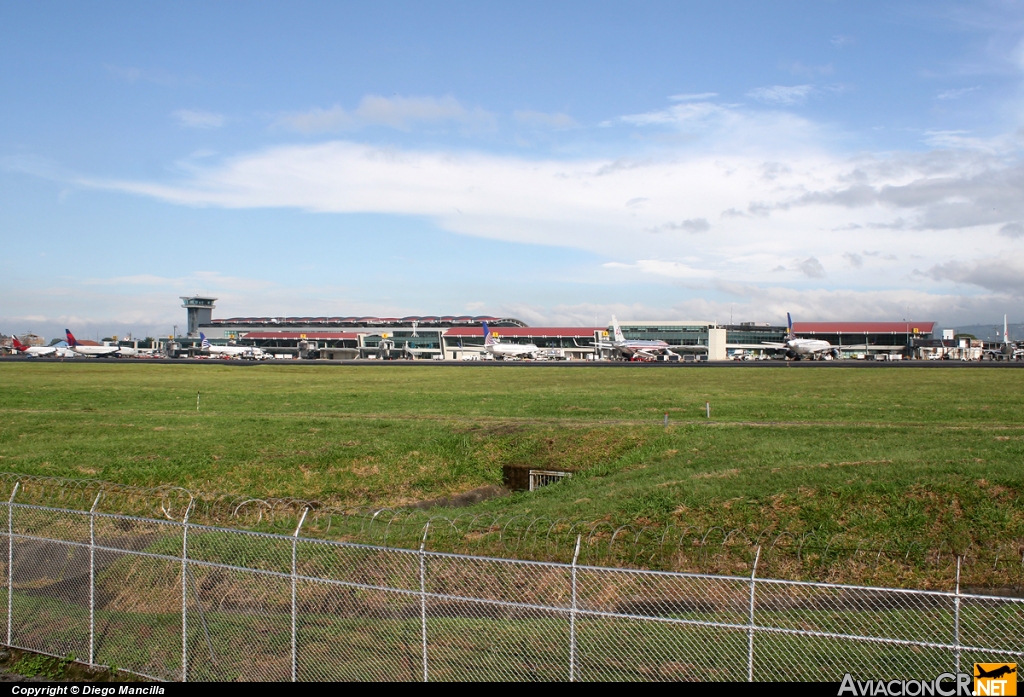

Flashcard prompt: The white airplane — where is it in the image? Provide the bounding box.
[481,322,538,359]
[762,313,840,360]
[10,336,56,357]
[65,329,133,357]
[200,332,266,359]
[987,315,1023,361]
[601,316,688,361]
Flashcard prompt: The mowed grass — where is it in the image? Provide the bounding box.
[2,362,1024,560]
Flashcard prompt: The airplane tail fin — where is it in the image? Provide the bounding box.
[200,332,211,349]
[65,329,79,347]
[611,316,625,343]
[786,312,794,339]
[482,322,495,346]
[11,336,26,351]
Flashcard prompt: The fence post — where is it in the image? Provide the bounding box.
[6,482,18,648]
[181,497,194,683]
[88,492,102,666]
[291,507,309,683]
[419,522,430,683]
[748,546,761,683]
[954,556,962,675]
[569,535,581,683]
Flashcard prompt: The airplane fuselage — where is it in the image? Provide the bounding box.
[18,348,56,357]
[204,345,264,359]
[786,338,833,356]
[613,339,671,357]
[72,345,123,357]
[485,342,538,358]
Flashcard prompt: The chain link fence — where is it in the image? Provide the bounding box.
[3,483,1023,682]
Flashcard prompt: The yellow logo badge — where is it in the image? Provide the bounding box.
[975,663,1017,696]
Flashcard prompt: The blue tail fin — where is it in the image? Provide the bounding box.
[787,312,793,333]
[200,332,211,349]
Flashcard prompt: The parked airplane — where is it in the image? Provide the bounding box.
[762,313,840,360]
[601,316,689,361]
[10,336,56,357]
[986,315,1024,361]
[65,329,132,357]
[200,333,265,360]
[482,322,538,359]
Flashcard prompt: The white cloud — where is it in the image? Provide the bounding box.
[20,87,1014,319]
[512,110,577,129]
[278,95,495,133]
[746,85,814,105]
[668,92,719,101]
[71,132,1024,297]
[621,100,730,127]
[171,110,225,129]
[936,85,981,100]
[603,260,716,279]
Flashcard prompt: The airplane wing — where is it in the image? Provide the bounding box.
[760,342,787,348]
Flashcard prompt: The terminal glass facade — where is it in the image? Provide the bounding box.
[362,330,442,351]
[616,324,710,346]
[443,336,595,349]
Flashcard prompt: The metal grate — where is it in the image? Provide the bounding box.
[529,470,572,491]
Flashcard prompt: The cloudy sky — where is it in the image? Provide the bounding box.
[3,1,1024,339]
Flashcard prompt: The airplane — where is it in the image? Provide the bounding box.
[762,313,841,360]
[65,329,133,357]
[599,316,691,361]
[975,664,1016,680]
[985,315,1024,361]
[481,322,538,359]
[200,332,265,360]
[10,336,57,357]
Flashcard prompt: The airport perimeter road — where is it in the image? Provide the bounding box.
[3,357,1024,368]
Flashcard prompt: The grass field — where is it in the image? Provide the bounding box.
[1,362,1024,583]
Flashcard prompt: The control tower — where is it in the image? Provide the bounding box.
[181,296,217,337]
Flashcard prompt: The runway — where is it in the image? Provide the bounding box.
[3,356,1024,368]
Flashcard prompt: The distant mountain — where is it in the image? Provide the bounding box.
[952,324,1024,342]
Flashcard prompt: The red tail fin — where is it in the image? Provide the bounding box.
[11,336,26,351]
[65,329,78,347]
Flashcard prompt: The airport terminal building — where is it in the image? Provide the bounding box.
[179,296,937,360]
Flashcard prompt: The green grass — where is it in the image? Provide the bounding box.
[2,363,1024,583]
[2,588,987,682]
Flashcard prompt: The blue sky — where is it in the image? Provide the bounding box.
[3,1,1024,339]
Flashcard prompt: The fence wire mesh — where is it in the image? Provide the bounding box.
[2,496,1023,682]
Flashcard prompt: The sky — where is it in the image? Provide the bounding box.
[3,1,1024,339]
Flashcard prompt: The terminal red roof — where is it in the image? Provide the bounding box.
[444,327,603,338]
[242,332,362,340]
[793,322,936,334]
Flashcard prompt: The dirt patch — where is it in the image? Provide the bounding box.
[409,484,510,510]
[692,468,739,480]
